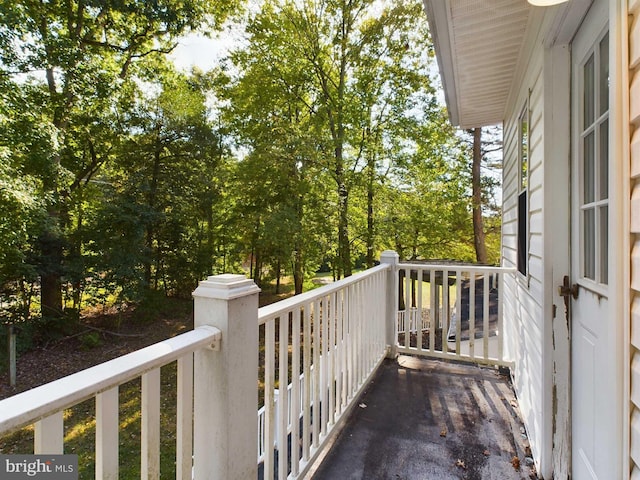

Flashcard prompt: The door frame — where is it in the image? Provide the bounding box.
[542,42,571,479]
[543,0,629,476]
[608,0,631,476]
[565,0,628,477]
[603,0,630,475]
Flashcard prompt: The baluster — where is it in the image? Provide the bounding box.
[278,315,289,479]
[321,296,329,438]
[291,308,301,476]
[34,411,63,454]
[303,303,312,460]
[483,274,490,360]
[498,273,505,362]
[264,320,276,480]
[312,299,321,448]
[456,271,462,355]
[328,292,336,426]
[177,355,193,480]
[336,290,344,416]
[416,269,423,353]
[429,269,436,352]
[442,269,449,355]
[404,268,411,347]
[142,369,161,479]
[469,275,476,359]
[96,387,119,480]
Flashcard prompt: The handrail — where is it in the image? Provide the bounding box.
[258,264,389,479]
[0,325,221,434]
[398,262,516,274]
[257,264,389,324]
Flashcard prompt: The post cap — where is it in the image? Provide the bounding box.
[380,250,399,264]
[193,274,261,300]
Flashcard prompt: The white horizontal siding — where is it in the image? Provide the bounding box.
[502,37,547,475]
[632,129,640,178]
[632,355,640,409]
[631,297,640,350]
[529,165,544,193]
[632,15,640,70]
[528,277,544,308]
[633,185,640,233]
[632,72,640,126]
[633,408,640,468]
[502,89,519,276]
[529,199,544,233]
[633,244,640,292]
[529,234,543,258]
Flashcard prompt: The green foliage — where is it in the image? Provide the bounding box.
[79,332,101,350]
[0,0,502,346]
[0,0,242,323]
[220,0,483,283]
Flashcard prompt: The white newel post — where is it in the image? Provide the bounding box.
[192,274,260,480]
[380,250,399,359]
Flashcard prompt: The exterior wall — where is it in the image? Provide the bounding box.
[629,0,640,476]
[542,44,571,480]
[502,34,550,477]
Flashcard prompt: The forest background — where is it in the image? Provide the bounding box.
[0,0,501,351]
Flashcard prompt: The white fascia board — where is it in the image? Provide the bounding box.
[423,0,461,127]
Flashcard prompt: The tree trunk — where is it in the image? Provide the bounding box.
[366,151,375,269]
[253,250,262,287]
[293,196,304,295]
[145,145,162,287]
[337,183,351,277]
[335,142,351,278]
[41,273,63,318]
[472,128,488,264]
[293,247,304,295]
[39,227,64,318]
[206,194,215,275]
[71,190,84,310]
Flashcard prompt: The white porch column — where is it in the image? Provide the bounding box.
[380,250,399,359]
[192,274,260,480]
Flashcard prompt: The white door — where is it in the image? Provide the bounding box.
[570,0,617,478]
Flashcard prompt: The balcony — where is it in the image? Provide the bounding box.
[0,252,534,479]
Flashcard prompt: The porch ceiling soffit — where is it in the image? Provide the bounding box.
[423,0,531,129]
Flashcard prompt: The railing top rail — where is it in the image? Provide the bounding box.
[258,263,390,324]
[0,325,221,435]
[397,262,516,274]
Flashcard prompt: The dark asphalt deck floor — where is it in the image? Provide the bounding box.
[308,355,537,480]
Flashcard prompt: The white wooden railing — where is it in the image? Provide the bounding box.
[257,263,390,480]
[396,262,515,367]
[258,367,312,464]
[0,325,221,479]
[0,254,514,480]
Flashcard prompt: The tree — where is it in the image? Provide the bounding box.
[472,128,488,263]
[372,109,478,262]
[466,126,502,264]
[0,140,44,323]
[221,4,332,292]
[226,0,444,278]
[85,68,230,301]
[0,0,240,319]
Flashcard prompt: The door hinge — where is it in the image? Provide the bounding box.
[558,275,579,300]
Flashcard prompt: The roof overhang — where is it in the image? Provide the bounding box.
[423,0,532,129]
